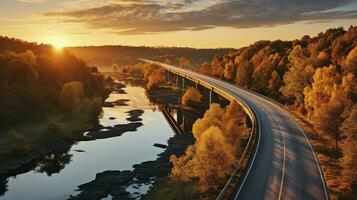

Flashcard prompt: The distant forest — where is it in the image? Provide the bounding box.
[68,45,233,71]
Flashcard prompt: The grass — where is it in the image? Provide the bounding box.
[144,177,200,200]
[0,106,96,172]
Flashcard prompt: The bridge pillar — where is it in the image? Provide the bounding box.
[209,89,218,104]
[166,70,170,82]
[182,76,186,89]
[177,109,183,126]
[195,81,199,91]
[181,115,185,131]
[175,74,179,86]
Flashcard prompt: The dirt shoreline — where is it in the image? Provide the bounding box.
[68,74,202,200]
[0,82,141,186]
[0,111,145,179]
[69,131,195,200]
[1,74,200,200]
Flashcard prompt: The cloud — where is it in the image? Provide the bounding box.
[16,0,47,2]
[44,0,357,34]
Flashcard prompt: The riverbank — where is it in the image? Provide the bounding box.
[1,78,187,199]
[66,72,206,200]
[0,81,126,178]
[0,109,96,177]
[69,132,195,200]
[0,71,205,199]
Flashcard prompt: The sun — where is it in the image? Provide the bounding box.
[49,37,67,51]
[53,44,64,51]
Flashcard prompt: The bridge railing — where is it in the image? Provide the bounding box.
[139,59,260,200]
[216,104,259,200]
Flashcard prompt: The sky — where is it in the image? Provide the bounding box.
[0,0,357,48]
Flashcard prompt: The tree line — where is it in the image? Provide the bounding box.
[195,26,357,198]
[0,36,109,127]
[69,45,232,70]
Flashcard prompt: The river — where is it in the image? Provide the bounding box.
[0,84,177,200]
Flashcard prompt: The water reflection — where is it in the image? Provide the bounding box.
[0,79,206,200]
[0,85,174,200]
[35,153,72,176]
[0,179,7,196]
[166,105,204,133]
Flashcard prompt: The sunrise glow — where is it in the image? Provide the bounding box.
[49,37,66,51]
[0,1,356,200]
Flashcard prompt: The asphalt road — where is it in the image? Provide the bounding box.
[141,59,329,200]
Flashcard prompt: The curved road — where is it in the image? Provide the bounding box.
[141,59,329,200]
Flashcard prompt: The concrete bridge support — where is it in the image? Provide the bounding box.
[175,74,179,86]
[182,76,186,89]
[209,89,218,104]
[177,108,183,126]
[166,70,170,82]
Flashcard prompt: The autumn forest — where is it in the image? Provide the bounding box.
[0,4,356,198]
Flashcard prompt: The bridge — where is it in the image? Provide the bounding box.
[140,59,329,200]
[162,105,184,135]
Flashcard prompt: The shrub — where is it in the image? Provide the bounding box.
[181,87,202,106]
[170,102,249,193]
[147,68,166,91]
[8,130,32,157]
[88,97,103,123]
[39,121,68,144]
[112,63,119,73]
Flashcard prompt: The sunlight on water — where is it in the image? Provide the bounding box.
[0,85,173,200]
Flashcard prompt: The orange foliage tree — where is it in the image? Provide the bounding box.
[304,65,356,149]
[147,68,166,90]
[170,102,250,193]
[181,87,202,106]
[341,104,357,188]
[177,56,192,69]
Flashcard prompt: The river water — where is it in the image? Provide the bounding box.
[0,85,175,200]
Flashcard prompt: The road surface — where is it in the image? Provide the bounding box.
[141,59,329,200]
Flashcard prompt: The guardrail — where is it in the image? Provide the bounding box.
[216,106,259,200]
[139,59,260,200]
[217,78,330,200]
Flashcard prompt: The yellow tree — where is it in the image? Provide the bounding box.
[304,66,356,149]
[192,126,236,191]
[223,61,236,81]
[164,58,172,65]
[341,104,357,187]
[281,45,315,104]
[181,87,202,106]
[268,70,283,99]
[177,57,192,69]
[171,102,248,193]
[236,61,253,88]
[222,101,249,150]
[112,63,119,73]
[147,68,165,90]
[343,45,357,74]
[171,126,236,192]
